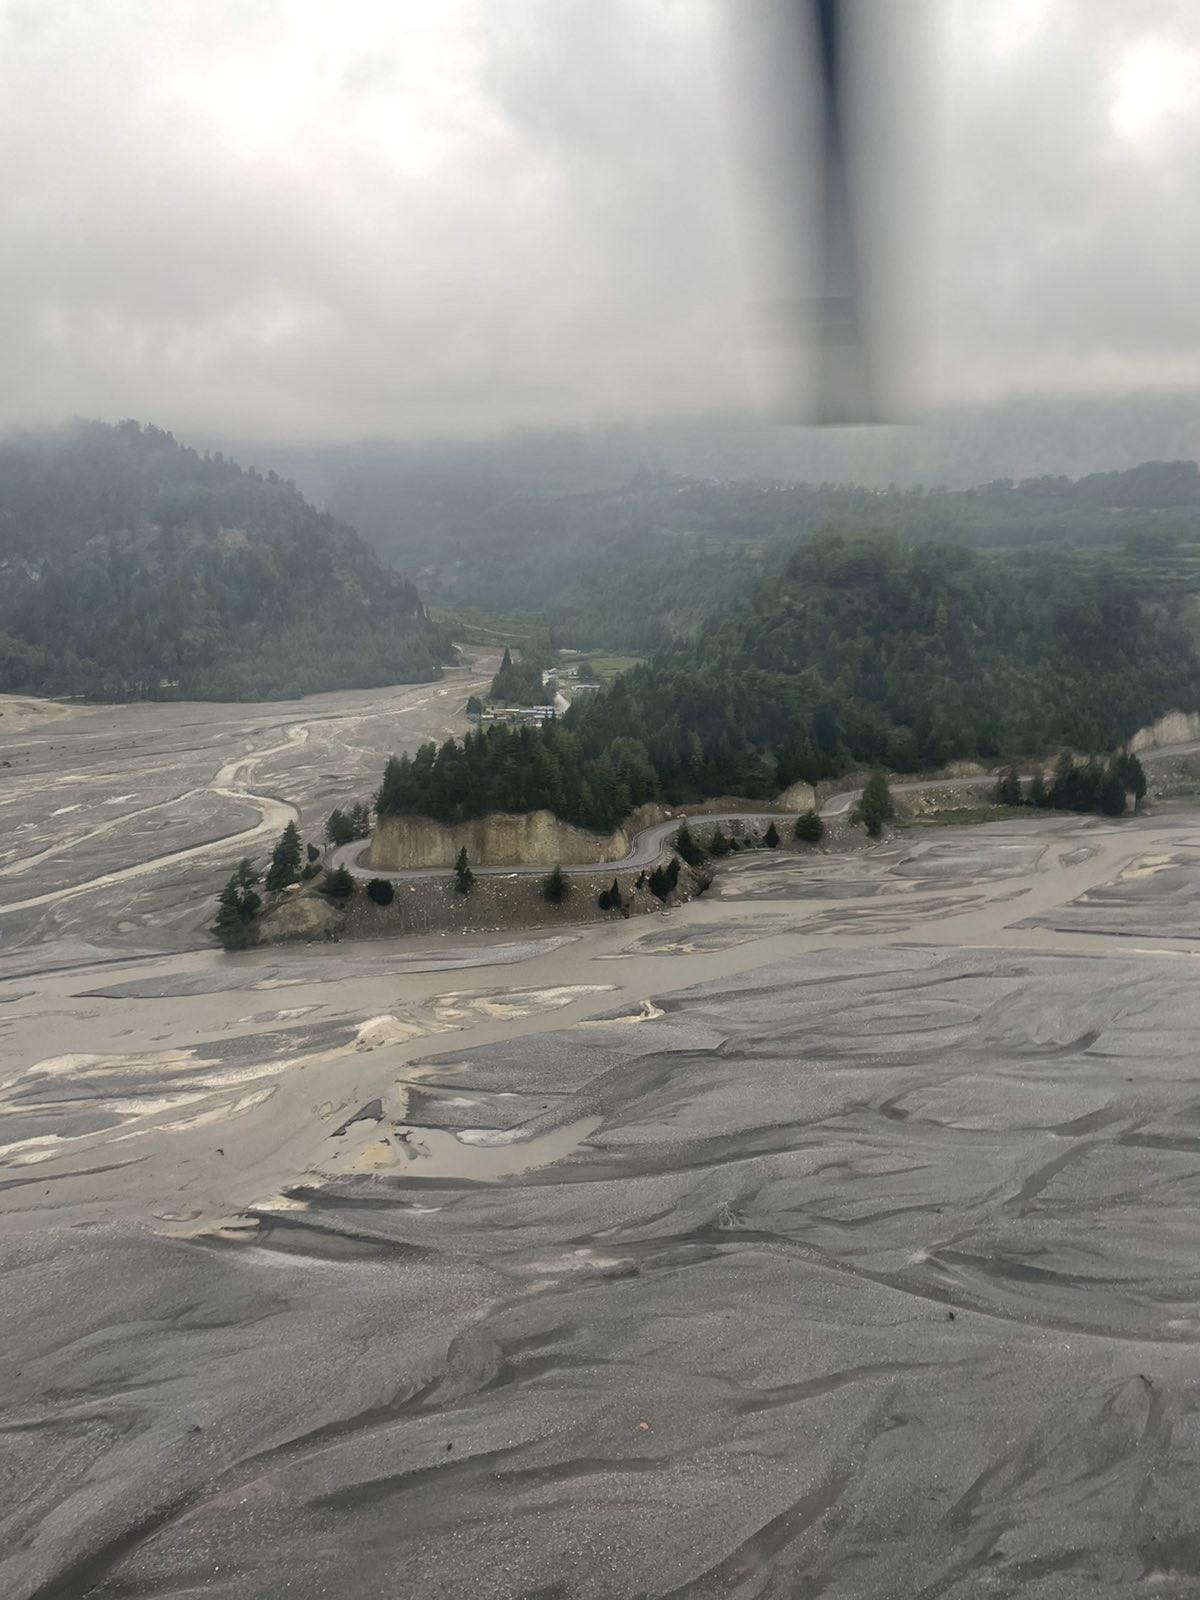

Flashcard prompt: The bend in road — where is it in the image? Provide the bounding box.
[332,811,798,882]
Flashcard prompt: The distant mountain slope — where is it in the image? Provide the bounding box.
[269,427,1200,657]
[0,421,453,700]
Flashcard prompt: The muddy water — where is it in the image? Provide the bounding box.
[10,684,1200,1597]
[382,1115,605,1181]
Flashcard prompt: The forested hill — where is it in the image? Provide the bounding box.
[377,531,1200,832]
[0,420,454,700]
[574,533,1200,787]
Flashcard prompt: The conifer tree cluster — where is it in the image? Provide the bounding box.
[324,803,372,846]
[265,821,302,892]
[213,819,361,949]
[647,857,682,901]
[212,859,262,950]
[488,646,552,706]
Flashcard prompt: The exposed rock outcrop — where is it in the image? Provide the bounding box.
[367,809,629,870]
[776,779,817,811]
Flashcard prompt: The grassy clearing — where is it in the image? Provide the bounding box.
[578,654,646,683]
[900,806,1045,829]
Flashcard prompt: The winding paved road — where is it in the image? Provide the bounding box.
[331,811,798,882]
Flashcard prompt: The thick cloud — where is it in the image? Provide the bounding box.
[938,0,1200,397]
[0,0,1198,443]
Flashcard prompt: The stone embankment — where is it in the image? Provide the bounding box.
[258,861,679,944]
[1128,709,1200,754]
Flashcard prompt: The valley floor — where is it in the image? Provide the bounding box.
[6,688,1200,1595]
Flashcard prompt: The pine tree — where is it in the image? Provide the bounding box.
[598,876,623,911]
[325,807,354,847]
[1076,759,1103,812]
[675,824,706,866]
[542,863,570,904]
[997,767,1023,807]
[854,772,895,837]
[213,858,262,950]
[1027,771,1049,808]
[1048,751,1076,810]
[265,821,302,892]
[454,847,475,895]
[366,877,394,905]
[1098,765,1127,816]
[322,865,355,898]
[1114,752,1147,809]
[764,821,780,848]
[1128,753,1148,809]
[794,810,824,842]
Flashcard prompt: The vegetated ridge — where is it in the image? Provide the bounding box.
[310,435,1200,654]
[0,419,453,699]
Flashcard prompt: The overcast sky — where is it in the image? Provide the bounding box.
[2,0,1199,445]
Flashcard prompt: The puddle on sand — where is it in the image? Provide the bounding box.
[429,984,613,1024]
[1119,853,1177,881]
[581,999,663,1026]
[388,1115,603,1181]
[604,921,788,957]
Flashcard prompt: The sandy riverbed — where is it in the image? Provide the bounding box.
[7,684,1200,1595]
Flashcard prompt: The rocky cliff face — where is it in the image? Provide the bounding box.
[1128,709,1200,754]
[367,810,629,870]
